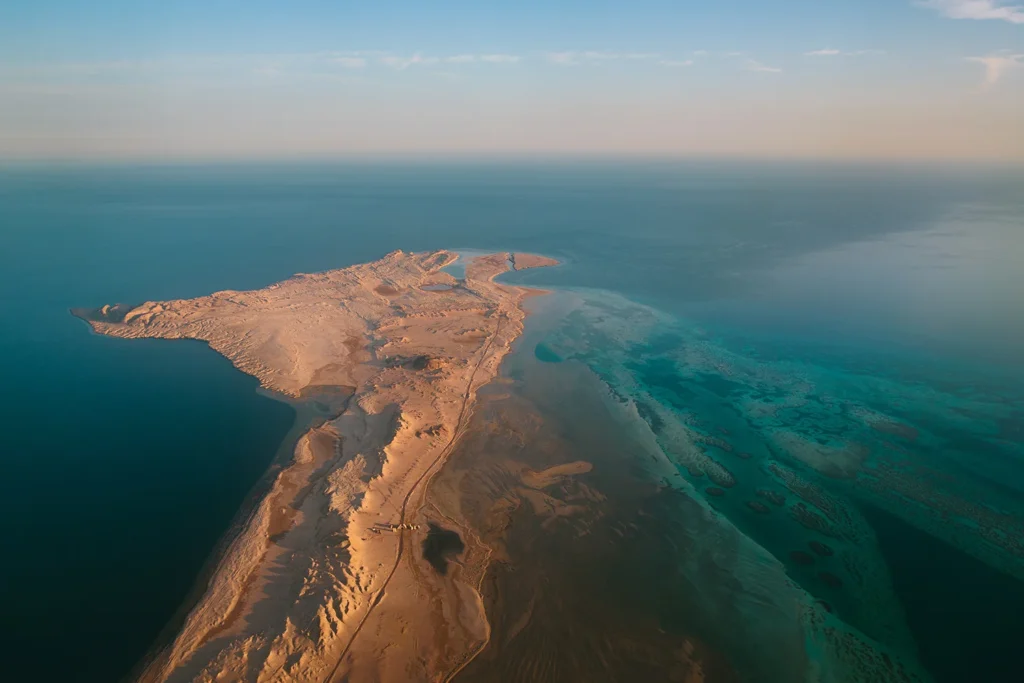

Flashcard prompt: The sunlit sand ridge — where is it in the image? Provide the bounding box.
[77,250,557,683]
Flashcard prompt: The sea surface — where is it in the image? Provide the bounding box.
[1,161,1022,682]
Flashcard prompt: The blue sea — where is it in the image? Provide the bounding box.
[1,161,1022,682]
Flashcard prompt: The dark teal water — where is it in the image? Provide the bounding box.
[862,504,1024,682]
[1,161,1022,681]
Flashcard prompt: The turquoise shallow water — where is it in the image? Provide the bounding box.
[1,161,1022,681]
[528,288,1023,682]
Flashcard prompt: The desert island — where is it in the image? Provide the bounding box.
[74,250,559,683]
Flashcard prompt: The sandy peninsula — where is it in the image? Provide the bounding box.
[76,250,558,683]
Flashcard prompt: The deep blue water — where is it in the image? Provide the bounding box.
[1,161,1022,682]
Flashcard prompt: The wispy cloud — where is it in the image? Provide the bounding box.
[968,52,1024,86]
[804,48,886,57]
[0,50,524,81]
[380,53,440,69]
[543,51,656,65]
[744,59,782,73]
[917,0,1024,24]
[545,51,578,65]
[376,53,521,69]
[479,54,521,63]
[332,56,366,69]
[5,49,832,84]
[438,54,519,64]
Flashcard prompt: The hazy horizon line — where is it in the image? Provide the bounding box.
[4,151,1024,168]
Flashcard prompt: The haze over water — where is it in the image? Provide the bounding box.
[1,162,1022,681]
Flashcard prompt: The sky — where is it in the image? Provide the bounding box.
[1,0,1022,161]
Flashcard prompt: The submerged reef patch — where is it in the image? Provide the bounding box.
[529,288,1024,683]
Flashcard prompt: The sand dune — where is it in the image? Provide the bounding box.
[77,250,557,683]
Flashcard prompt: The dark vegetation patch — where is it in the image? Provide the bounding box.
[746,500,771,514]
[415,424,444,438]
[384,355,431,370]
[533,343,563,363]
[790,551,816,566]
[808,540,835,557]
[818,571,844,589]
[421,523,464,575]
[756,489,786,506]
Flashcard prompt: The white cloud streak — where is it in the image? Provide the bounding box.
[544,51,657,65]
[917,0,1024,23]
[542,50,784,73]
[380,53,439,69]
[968,52,1024,86]
[380,53,521,68]
[4,49,847,84]
[744,59,782,73]
[479,54,521,63]
[0,51,528,83]
[804,48,886,57]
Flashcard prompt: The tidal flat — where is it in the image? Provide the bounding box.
[427,331,744,682]
[427,288,1022,683]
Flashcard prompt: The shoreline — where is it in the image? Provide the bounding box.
[426,291,577,682]
[76,249,560,683]
[123,392,330,683]
[127,377,364,683]
[67,312,314,682]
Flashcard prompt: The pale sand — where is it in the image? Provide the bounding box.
[79,250,558,683]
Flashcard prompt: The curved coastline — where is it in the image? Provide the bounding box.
[70,252,1016,683]
[76,249,560,683]
[122,395,328,683]
[59,323,315,683]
